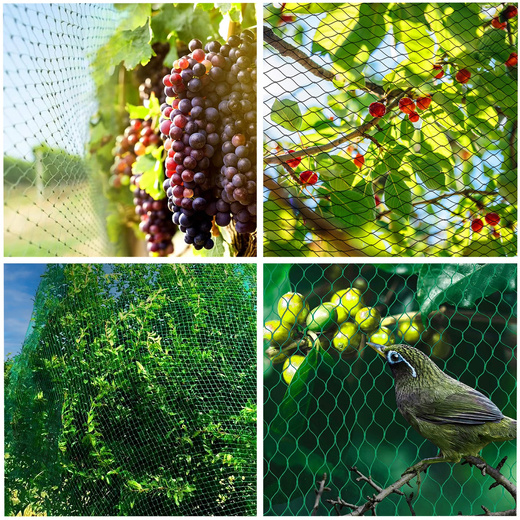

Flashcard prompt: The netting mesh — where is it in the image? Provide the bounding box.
[3,4,123,256]
[264,263,516,515]
[263,3,518,257]
[5,264,256,516]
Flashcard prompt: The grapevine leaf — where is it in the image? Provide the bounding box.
[271,99,303,131]
[132,155,165,200]
[125,104,151,120]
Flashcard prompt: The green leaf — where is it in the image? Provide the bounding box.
[93,5,152,87]
[271,348,319,437]
[127,480,143,491]
[417,264,517,326]
[374,264,422,276]
[385,172,412,223]
[125,104,151,121]
[315,154,358,182]
[271,99,303,131]
[408,154,447,191]
[331,4,388,84]
[389,4,434,77]
[264,265,292,321]
[312,4,360,54]
[330,187,376,228]
[132,155,165,200]
[399,118,415,147]
[284,3,344,14]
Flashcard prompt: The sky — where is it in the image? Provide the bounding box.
[4,264,47,359]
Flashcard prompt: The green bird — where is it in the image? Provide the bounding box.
[367,342,516,474]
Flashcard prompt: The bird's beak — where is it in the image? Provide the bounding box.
[367,342,386,357]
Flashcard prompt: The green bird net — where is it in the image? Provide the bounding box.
[5,264,257,516]
[263,3,518,257]
[264,263,517,515]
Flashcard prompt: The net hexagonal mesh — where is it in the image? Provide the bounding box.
[264,263,516,515]
[3,4,123,256]
[263,3,518,257]
[5,264,256,516]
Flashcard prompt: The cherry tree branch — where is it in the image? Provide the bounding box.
[264,92,410,166]
[376,189,500,219]
[263,173,369,256]
[264,27,387,96]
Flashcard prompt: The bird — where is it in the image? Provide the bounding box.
[367,342,517,475]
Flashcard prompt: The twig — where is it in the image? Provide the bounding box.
[350,466,404,496]
[464,456,516,501]
[312,473,330,515]
[264,27,387,96]
[327,497,359,515]
[405,492,416,516]
[343,461,431,516]
[376,190,500,219]
[264,93,410,166]
[263,173,369,256]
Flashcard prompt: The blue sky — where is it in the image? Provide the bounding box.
[4,264,47,359]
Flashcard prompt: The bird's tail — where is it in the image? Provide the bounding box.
[500,416,517,441]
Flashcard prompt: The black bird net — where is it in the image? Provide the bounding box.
[263,3,518,257]
[5,264,257,516]
[264,263,516,515]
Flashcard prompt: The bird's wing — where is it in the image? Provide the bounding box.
[416,387,504,425]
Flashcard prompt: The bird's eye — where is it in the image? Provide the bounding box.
[388,351,401,364]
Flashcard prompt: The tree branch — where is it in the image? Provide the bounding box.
[264,92,410,166]
[263,173,369,256]
[376,190,500,219]
[326,456,516,516]
[263,26,387,96]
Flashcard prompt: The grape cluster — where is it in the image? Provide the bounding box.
[131,174,176,256]
[110,119,176,256]
[159,30,257,250]
[110,119,160,188]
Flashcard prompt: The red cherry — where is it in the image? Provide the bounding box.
[299,170,318,185]
[416,96,431,111]
[455,69,471,84]
[492,230,501,239]
[505,52,518,67]
[433,65,445,79]
[491,17,507,29]
[399,97,416,114]
[286,150,302,169]
[471,219,484,233]
[504,5,518,19]
[374,194,381,206]
[353,153,365,169]
[485,212,501,227]
[369,102,386,118]
[408,112,420,123]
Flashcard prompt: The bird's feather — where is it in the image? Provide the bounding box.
[414,386,504,425]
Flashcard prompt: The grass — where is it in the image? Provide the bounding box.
[4,183,113,257]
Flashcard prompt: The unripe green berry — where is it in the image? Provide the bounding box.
[332,322,362,353]
[368,326,396,346]
[282,354,306,385]
[263,320,294,346]
[355,306,381,333]
[329,288,365,322]
[277,292,309,326]
[306,302,338,332]
[398,319,424,343]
